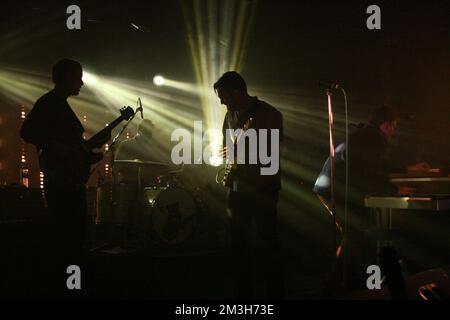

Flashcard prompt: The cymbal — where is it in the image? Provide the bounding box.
[114,159,171,167]
[167,169,184,175]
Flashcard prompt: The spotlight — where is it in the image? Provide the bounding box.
[83,72,98,85]
[153,75,165,87]
[209,154,223,167]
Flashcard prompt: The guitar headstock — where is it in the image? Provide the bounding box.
[120,106,135,120]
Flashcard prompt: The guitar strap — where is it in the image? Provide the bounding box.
[247,97,259,122]
[227,98,259,143]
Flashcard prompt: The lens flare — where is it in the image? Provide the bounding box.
[153,75,165,87]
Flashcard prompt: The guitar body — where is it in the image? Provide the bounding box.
[39,143,96,185]
[39,106,134,185]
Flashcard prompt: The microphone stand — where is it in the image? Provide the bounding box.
[107,108,138,250]
[325,88,341,292]
[320,82,349,295]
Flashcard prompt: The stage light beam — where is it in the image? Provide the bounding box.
[83,72,99,85]
[209,154,223,167]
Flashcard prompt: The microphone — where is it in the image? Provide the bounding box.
[137,97,144,119]
[319,80,340,90]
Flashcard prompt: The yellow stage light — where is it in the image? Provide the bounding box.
[153,75,166,87]
[83,72,99,85]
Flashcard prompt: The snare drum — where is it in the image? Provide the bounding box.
[142,186,198,245]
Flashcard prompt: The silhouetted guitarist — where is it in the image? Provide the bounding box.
[20,59,108,296]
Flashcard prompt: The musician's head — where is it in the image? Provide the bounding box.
[369,105,398,140]
[214,71,249,112]
[137,119,154,139]
[52,59,84,96]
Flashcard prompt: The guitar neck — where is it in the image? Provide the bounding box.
[86,115,125,148]
[102,116,124,135]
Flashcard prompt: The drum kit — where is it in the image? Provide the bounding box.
[95,159,201,249]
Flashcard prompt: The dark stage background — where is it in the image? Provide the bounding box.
[0,0,449,299]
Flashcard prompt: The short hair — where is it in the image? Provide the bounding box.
[369,105,398,127]
[52,58,82,85]
[213,71,247,94]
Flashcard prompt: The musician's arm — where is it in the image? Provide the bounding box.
[220,114,228,159]
[21,102,56,149]
[349,135,397,195]
[260,108,284,154]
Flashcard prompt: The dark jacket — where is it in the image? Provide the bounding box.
[20,90,85,174]
[314,124,397,207]
[222,97,283,191]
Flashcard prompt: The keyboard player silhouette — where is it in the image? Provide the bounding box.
[313,105,431,292]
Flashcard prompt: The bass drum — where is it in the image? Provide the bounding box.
[142,187,198,245]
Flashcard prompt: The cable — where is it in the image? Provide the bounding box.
[340,87,349,289]
[340,87,349,236]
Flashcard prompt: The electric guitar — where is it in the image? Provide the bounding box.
[222,117,253,188]
[39,106,134,185]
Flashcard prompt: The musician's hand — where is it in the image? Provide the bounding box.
[219,147,228,160]
[407,161,431,173]
[398,186,416,195]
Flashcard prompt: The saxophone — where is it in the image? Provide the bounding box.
[221,117,253,188]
